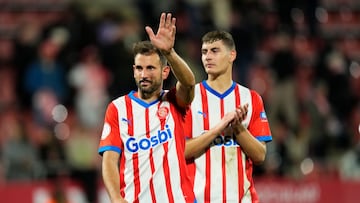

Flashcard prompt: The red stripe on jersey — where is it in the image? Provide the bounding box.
[220,99,227,203]
[125,96,140,202]
[163,141,175,203]
[234,84,241,112]
[160,98,174,203]
[200,84,209,131]
[173,104,195,203]
[146,108,157,203]
[234,85,245,200]
[200,84,211,203]
[160,101,176,203]
[185,109,196,187]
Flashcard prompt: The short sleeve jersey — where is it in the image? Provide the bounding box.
[98,89,195,203]
[185,81,272,203]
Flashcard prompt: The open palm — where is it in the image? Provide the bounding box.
[145,13,176,54]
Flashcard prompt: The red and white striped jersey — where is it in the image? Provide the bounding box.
[185,81,272,203]
[98,89,195,203]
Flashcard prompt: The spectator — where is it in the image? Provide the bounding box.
[68,45,111,129]
[23,39,69,127]
[0,107,45,181]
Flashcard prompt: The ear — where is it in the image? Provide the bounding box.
[162,65,171,80]
[230,49,237,63]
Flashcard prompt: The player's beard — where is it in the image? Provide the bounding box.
[137,79,162,99]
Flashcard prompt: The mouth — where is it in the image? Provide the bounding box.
[140,80,151,86]
[205,64,215,69]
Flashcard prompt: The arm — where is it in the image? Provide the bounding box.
[185,111,236,159]
[145,12,195,107]
[232,104,267,165]
[102,151,128,203]
[233,124,267,165]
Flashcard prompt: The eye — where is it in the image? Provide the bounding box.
[211,48,219,53]
[147,66,156,70]
[135,66,143,70]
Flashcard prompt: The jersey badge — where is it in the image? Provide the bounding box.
[157,106,169,120]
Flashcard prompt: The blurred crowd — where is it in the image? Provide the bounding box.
[0,0,360,202]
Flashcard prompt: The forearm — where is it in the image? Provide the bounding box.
[102,152,126,203]
[163,48,195,88]
[163,48,195,105]
[185,124,223,159]
[234,127,266,164]
[186,112,237,159]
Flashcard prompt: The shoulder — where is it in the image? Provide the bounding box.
[249,89,264,104]
[163,88,188,114]
[234,83,264,106]
[235,83,262,98]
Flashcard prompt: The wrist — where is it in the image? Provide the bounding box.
[210,125,223,137]
[234,124,247,136]
[161,48,174,56]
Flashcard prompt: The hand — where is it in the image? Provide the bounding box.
[234,103,248,122]
[231,104,248,134]
[145,13,176,54]
[212,111,237,135]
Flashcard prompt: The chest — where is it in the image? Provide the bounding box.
[118,102,179,153]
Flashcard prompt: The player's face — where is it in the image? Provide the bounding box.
[133,53,168,98]
[201,40,235,77]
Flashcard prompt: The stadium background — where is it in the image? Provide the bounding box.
[0,0,360,202]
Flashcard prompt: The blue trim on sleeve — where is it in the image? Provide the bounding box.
[256,135,272,142]
[98,146,122,156]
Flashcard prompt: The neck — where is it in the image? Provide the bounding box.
[206,72,233,94]
[137,89,163,103]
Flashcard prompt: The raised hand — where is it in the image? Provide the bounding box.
[145,13,176,54]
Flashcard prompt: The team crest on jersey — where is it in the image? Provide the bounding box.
[157,106,169,120]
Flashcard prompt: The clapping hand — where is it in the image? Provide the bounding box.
[231,104,249,134]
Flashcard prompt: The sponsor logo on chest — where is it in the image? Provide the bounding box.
[125,124,173,153]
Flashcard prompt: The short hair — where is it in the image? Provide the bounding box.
[132,41,167,67]
[202,30,236,50]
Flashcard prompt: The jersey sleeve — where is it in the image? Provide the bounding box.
[248,90,272,142]
[98,101,123,155]
[165,87,189,116]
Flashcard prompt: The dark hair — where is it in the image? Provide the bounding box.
[132,41,167,66]
[202,30,236,50]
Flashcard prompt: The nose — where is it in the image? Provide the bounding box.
[140,69,149,78]
[203,52,212,61]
